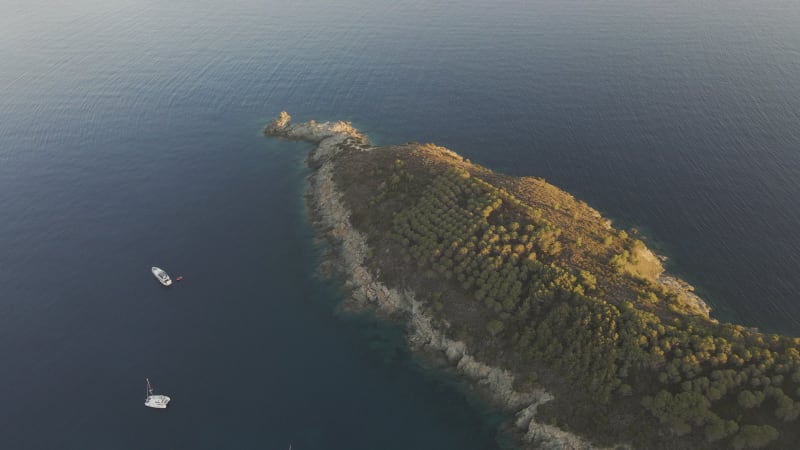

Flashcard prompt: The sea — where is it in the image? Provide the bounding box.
[1,0,799,448]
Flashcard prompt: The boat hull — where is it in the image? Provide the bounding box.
[151,267,172,286]
[145,395,171,409]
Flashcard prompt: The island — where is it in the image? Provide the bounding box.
[264,112,800,449]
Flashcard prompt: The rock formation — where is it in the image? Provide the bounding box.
[264,111,605,449]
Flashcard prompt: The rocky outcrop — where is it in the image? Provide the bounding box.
[264,112,603,449]
[264,111,364,143]
[658,275,713,318]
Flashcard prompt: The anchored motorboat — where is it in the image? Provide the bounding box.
[151,266,172,286]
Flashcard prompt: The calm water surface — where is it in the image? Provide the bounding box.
[1,0,799,448]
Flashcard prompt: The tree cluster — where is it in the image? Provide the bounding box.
[343,152,800,448]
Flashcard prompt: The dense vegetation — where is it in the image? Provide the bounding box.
[331,139,800,449]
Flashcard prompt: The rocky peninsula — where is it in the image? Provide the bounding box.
[264,112,800,449]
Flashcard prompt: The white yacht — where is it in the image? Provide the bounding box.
[144,378,171,409]
[151,266,172,286]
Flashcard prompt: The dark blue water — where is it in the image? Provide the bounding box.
[1,0,799,448]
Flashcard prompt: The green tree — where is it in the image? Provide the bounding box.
[486,319,504,337]
[704,416,739,443]
[738,390,765,409]
[731,425,779,449]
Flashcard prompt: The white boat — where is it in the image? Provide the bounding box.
[151,266,172,286]
[144,378,170,409]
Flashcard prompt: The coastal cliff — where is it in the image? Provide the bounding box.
[264,113,598,449]
[264,112,800,449]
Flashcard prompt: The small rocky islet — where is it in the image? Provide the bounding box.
[264,112,800,449]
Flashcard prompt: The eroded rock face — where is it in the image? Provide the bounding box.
[658,275,713,318]
[265,112,605,450]
[263,111,292,135]
[263,110,365,146]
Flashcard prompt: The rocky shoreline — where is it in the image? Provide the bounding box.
[263,112,603,449]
